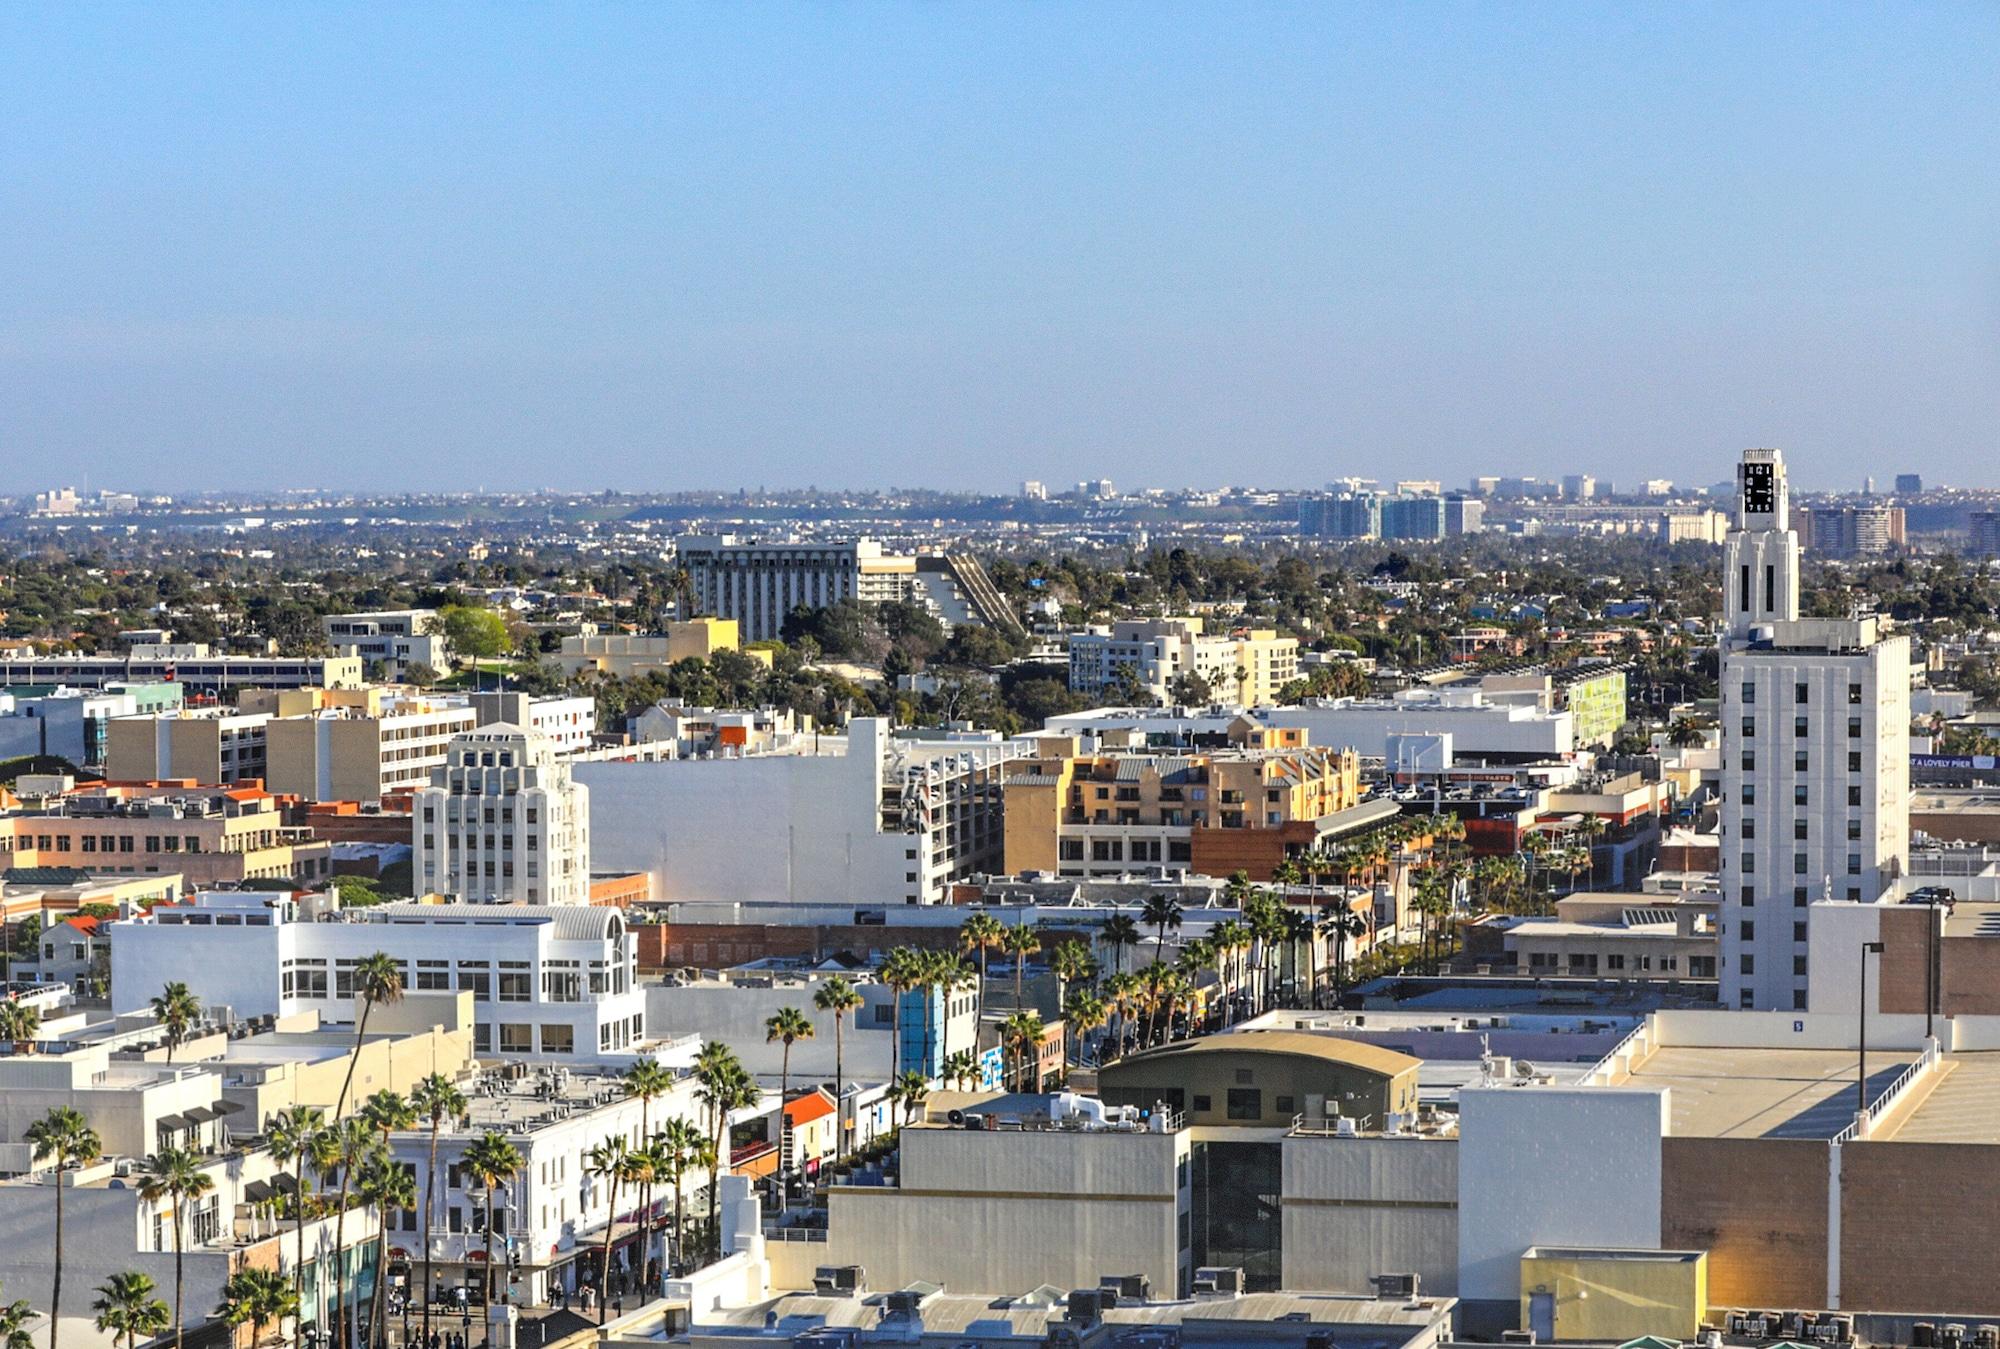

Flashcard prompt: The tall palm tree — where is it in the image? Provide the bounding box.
[1100,972,1139,1062]
[941,1050,980,1091]
[621,1058,674,1297]
[885,1069,929,1126]
[812,977,863,1145]
[585,1136,631,1324]
[218,1268,299,1349]
[1048,940,1097,1014]
[0,1285,38,1349]
[462,1132,522,1332]
[409,1074,466,1349]
[318,1114,373,1349]
[693,1047,758,1261]
[1097,914,1141,976]
[93,1272,170,1349]
[136,1148,214,1349]
[1000,1011,1046,1091]
[1061,991,1108,1069]
[332,952,404,1121]
[0,1001,39,1054]
[264,1105,324,1346]
[654,1118,704,1278]
[957,912,1003,1015]
[150,982,202,1062]
[877,948,926,1077]
[1140,893,1183,971]
[764,1007,815,1211]
[1001,923,1040,1010]
[27,1105,103,1349]
[357,1153,416,1349]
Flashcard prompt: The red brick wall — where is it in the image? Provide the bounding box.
[1840,1142,2000,1314]
[1661,1137,1828,1309]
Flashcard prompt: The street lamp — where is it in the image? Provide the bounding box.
[1858,940,1885,1126]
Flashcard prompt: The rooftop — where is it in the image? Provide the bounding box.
[1622,1044,1917,1139]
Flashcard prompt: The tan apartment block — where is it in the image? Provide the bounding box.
[0,787,332,885]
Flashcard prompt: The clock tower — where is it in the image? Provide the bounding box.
[1724,447,1799,637]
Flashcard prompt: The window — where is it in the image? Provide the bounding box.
[1741,818,1756,841]
[1795,751,1809,771]
[1849,752,1862,772]
[1741,921,1755,940]
[1741,853,1755,874]
[1793,990,1808,1010]
[1847,853,1862,875]
[498,1024,532,1053]
[1849,683,1863,704]
[1741,955,1755,974]
[1848,819,1862,840]
[540,1025,574,1054]
[458,964,492,1001]
[1741,885,1755,905]
[1795,785,1809,806]
[1794,715,1809,738]
[1234,1069,1254,1085]
[1794,922,1808,943]
[1794,887,1809,908]
[472,1024,491,1053]
[1795,852,1809,875]
[1794,956,1809,977]
[1607,953,1626,971]
[1274,1095,1295,1114]
[1849,785,1863,807]
[415,961,449,992]
[1742,785,1755,806]
[1742,717,1757,737]
[498,965,532,1002]
[1225,1088,1263,1121]
[1741,752,1756,771]
[1795,820,1808,840]
[1740,990,1755,1008]
[1795,682,1809,704]
[1741,681,1755,704]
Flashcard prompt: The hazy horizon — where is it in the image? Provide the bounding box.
[4,5,1997,496]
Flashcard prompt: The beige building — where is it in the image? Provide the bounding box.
[557,618,763,678]
[1067,618,1301,706]
[1002,724,1362,881]
[0,785,333,886]
[105,709,272,785]
[264,695,479,803]
[1485,891,1719,981]
[1098,1032,1421,1129]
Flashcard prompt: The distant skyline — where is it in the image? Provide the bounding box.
[3,4,1997,495]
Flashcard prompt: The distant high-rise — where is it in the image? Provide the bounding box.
[1020,480,1048,501]
[1969,512,2000,557]
[1894,474,1923,494]
[1470,476,1500,496]
[1299,493,1380,540]
[1562,474,1597,501]
[1794,505,1903,558]
[1380,495,1446,540]
[1444,494,1485,535]
[1718,449,1908,1011]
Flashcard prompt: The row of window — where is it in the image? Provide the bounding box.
[1740,751,1868,773]
[1739,852,1866,875]
[1737,817,1866,840]
[1740,884,1861,907]
[1739,716,1865,739]
[1738,784,1864,807]
[1741,680,1864,705]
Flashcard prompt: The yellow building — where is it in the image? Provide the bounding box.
[1002,723,1362,880]
[1519,1247,1708,1342]
[557,619,770,678]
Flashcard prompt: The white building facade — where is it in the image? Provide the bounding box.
[109,892,650,1059]
[413,724,591,905]
[1718,449,1910,1010]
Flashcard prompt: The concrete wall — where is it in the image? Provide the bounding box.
[1281,1134,1457,1294]
[1456,1087,1667,1309]
[1661,1136,1828,1310]
[823,1125,1186,1295]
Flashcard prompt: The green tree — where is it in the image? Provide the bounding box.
[217,1268,298,1349]
[585,1135,630,1325]
[621,1058,676,1297]
[0,1002,39,1053]
[886,1069,930,1126]
[150,982,201,1062]
[358,1152,416,1349]
[136,1148,214,1349]
[92,1273,170,1349]
[463,1132,523,1327]
[409,1074,467,1347]
[332,952,404,1119]
[263,1105,325,1344]
[436,605,509,665]
[0,1286,37,1349]
[811,977,864,1147]
[28,1106,103,1349]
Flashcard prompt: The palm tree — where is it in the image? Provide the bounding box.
[0,1287,38,1349]
[150,981,202,1062]
[1049,940,1096,1013]
[462,1131,522,1330]
[1001,1011,1046,1090]
[357,1153,416,1349]
[1100,972,1139,1061]
[877,948,927,1077]
[1155,971,1194,1046]
[929,953,977,1063]
[409,1074,466,1348]
[332,952,404,1120]
[1062,991,1108,1068]
[93,1272,170,1349]
[1001,923,1040,1010]
[136,1148,213,1349]
[941,1049,980,1091]
[27,1105,103,1349]
[1098,914,1141,976]
[318,1114,372,1349]
[693,1046,758,1261]
[621,1059,675,1298]
[764,1007,815,1211]
[264,1105,324,1345]
[585,1136,631,1324]
[812,977,863,1145]
[218,1268,298,1349]
[654,1118,704,1278]
[1281,909,1316,1005]
[886,1069,929,1126]
[1324,907,1368,1002]
[958,912,1003,1014]
[0,1001,39,1053]
[1140,893,1183,970]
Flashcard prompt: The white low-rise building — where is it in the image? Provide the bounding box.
[109,891,652,1060]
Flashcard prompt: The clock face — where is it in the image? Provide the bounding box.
[1743,462,1775,514]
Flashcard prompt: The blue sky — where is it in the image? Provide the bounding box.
[2,4,1996,494]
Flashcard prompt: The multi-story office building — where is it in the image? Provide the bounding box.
[110,890,650,1059]
[1002,727,1362,881]
[264,695,481,803]
[1067,618,1298,706]
[1718,449,1909,1010]
[1969,511,2000,557]
[412,724,591,905]
[1298,493,1380,540]
[580,719,1022,906]
[1380,495,1447,541]
[104,708,273,785]
[1444,494,1485,535]
[0,784,333,885]
[319,608,450,677]
[0,683,181,767]
[675,536,1012,641]
[1794,503,1904,557]
[0,650,363,693]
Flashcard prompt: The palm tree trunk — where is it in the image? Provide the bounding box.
[482,1191,496,1343]
[293,1156,308,1349]
[367,1212,388,1349]
[51,1179,64,1349]
[174,1206,187,1349]
[672,1178,685,1278]
[597,1174,621,1326]
[423,1125,439,1349]
[333,1174,351,1349]
[834,1016,846,1149]
[332,999,375,1122]
[775,1048,790,1214]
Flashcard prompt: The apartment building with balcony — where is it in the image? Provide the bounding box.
[1002,725,1362,881]
[1067,618,1300,707]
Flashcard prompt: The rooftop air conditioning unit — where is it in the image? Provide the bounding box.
[1372,1273,1419,1301]
[812,1265,865,1298]
[1098,1275,1148,1302]
[1191,1268,1243,1299]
